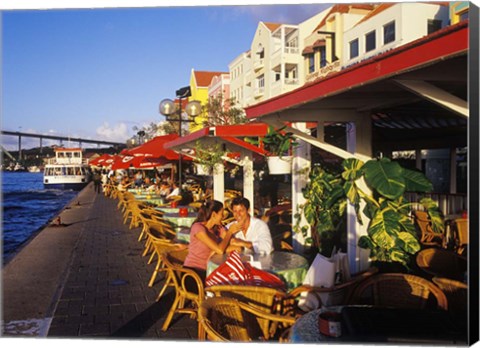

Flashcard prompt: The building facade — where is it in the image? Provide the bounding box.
[189,69,227,132]
[342,2,449,67]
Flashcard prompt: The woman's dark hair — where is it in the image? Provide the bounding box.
[195,200,223,223]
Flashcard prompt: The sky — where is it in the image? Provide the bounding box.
[1,0,331,151]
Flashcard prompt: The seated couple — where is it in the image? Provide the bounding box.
[183,197,273,285]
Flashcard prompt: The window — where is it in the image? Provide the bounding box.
[275,72,281,81]
[383,21,395,44]
[349,39,359,59]
[459,10,469,21]
[258,75,265,88]
[319,47,327,68]
[365,30,376,52]
[308,54,315,73]
[428,19,442,34]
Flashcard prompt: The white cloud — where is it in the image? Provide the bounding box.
[96,122,130,143]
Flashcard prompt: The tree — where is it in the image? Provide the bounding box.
[201,94,247,127]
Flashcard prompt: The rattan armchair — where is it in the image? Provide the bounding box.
[141,227,184,287]
[349,273,448,310]
[140,216,176,259]
[454,218,468,255]
[416,248,467,281]
[432,276,467,327]
[205,285,288,339]
[198,297,296,342]
[160,249,205,333]
[288,266,379,313]
[413,210,445,247]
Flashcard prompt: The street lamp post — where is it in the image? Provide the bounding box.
[159,86,201,193]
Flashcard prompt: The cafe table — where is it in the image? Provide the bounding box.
[290,305,465,344]
[155,206,196,214]
[161,211,197,233]
[207,251,308,290]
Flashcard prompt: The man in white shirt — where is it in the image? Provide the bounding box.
[166,181,180,199]
[227,197,273,255]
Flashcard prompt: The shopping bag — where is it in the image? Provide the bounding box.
[205,250,247,287]
[244,263,286,291]
[297,248,351,311]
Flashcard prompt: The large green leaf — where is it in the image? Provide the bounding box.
[342,158,364,181]
[363,158,405,199]
[368,209,403,248]
[396,232,421,254]
[402,167,433,192]
[358,235,374,250]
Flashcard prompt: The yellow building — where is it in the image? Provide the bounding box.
[189,69,227,132]
[450,1,470,24]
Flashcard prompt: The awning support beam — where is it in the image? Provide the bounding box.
[394,79,468,118]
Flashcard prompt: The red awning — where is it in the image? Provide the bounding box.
[123,134,181,160]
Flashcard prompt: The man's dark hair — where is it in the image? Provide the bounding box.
[231,197,250,210]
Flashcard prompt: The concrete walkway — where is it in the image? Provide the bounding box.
[2,183,197,340]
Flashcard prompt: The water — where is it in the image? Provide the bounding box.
[1,171,79,264]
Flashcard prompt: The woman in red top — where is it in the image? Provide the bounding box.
[183,200,240,284]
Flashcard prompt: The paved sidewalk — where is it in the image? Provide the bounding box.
[2,183,198,340]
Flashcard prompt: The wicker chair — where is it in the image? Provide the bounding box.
[138,213,176,256]
[141,228,184,287]
[289,266,379,312]
[432,276,467,327]
[349,273,448,310]
[416,248,467,281]
[413,210,445,247]
[160,249,205,333]
[198,297,295,342]
[205,285,289,339]
[454,218,468,255]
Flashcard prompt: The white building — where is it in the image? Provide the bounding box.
[342,2,450,67]
[229,9,329,107]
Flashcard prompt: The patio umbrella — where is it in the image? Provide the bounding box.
[110,155,170,170]
[89,153,115,167]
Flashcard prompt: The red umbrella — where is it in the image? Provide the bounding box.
[89,153,115,167]
[123,134,181,160]
[110,155,169,170]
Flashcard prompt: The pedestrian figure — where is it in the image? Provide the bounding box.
[93,171,102,193]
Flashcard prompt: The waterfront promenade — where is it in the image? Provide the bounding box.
[2,182,197,340]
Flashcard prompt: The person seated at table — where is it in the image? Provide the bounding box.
[226,197,273,255]
[166,181,180,200]
[183,200,241,288]
[133,170,144,188]
[157,181,171,197]
[117,177,132,192]
[141,177,157,192]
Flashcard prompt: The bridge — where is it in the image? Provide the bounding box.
[1,130,126,160]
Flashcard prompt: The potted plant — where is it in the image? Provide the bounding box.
[193,141,228,175]
[247,125,298,175]
[296,157,444,271]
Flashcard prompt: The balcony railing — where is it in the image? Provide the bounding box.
[253,59,264,71]
[254,86,265,98]
[404,191,467,216]
[284,46,299,54]
[285,78,299,85]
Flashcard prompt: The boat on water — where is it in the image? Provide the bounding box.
[43,147,91,190]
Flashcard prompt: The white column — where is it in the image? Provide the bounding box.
[346,116,372,274]
[212,163,225,205]
[291,122,311,253]
[241,150,255,216]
